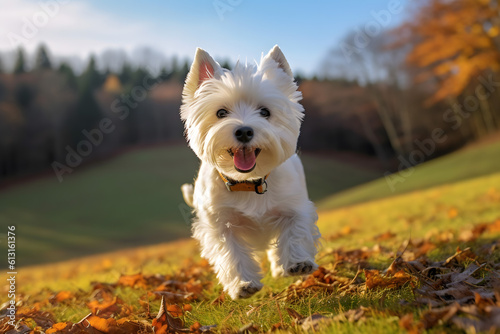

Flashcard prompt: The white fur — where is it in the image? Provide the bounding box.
[180,46,320,299]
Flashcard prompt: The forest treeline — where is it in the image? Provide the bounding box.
[1,0,499,181]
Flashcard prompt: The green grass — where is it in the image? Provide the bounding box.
[0,145,200,266]
[318,139,500,210]
[3,138,499,267]
[8,169,500,333]
[301,153,378,201]
[0,144,377,266]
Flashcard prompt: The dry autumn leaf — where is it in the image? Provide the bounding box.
[374,231,396,242]
[364,269,414,290]
[116,273,148,289]
[52,291,73,303]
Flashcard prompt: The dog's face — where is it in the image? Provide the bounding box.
[181,46,304,181]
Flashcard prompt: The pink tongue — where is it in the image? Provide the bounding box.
[233,149,256,171]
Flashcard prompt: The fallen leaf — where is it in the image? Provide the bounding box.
[116,273,148,289]
[300,314,332,331]
[52,291,73,303]
[452,306,500,332]
[86,315,117,332]
[332,307,370,323]
[448,208,458,219]
[166,304,183,317]
[87,297,121,317]
[487,219,500,233]
[190,322,201,332]
[374,231,396,242]
[364,269,414,290]
[420,304,460,330]
[399,313,419,334]
[152,295,188,334]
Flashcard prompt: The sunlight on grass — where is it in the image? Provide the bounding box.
[319,140,500,210]
[4,171,500,333]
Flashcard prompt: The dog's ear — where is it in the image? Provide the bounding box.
[259,45,293,78]
[183,48,222,98]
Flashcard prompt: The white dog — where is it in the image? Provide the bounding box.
[180,46,320,299]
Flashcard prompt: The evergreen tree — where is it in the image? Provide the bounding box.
[58,62,78,90]
[172,59,190,83]
[15,83,35,110]
[130,67,150,87]
[35,44,52,70]
[66,87,103,147]
[157,66,172,82]
[118,62,133,88]
[170,56,179,75]
[79,55,103,92]
[13,48,27,74]
[0,55,4,74]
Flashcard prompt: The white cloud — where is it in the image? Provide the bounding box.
[0,0,152,56]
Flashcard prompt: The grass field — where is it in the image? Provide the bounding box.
[6,167,500,333]
[318,139,500,210]
[0,144,378,266]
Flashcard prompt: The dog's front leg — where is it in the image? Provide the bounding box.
[272,209,320,277]
[193,211,263,299]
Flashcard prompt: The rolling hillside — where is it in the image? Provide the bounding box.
[0,144,378,266]
[3,138,498,267]
[318,139,500,210]
[9,162,500,334]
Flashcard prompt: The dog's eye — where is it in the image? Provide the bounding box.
[259,108,271,118]
[216,109,229,118]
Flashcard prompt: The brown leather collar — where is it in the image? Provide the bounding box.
[218,171,269,194]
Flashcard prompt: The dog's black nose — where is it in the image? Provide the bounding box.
[234,126,254,143]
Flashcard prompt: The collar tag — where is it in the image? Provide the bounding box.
[255,180,267,194]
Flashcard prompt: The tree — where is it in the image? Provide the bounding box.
[13,48,27,74]
[173,59,190,83]
[35,44,52,70]
[58,62,78,90]
[391,0,500,134]
[15,83,36,110]
[157,66,172,82]
[118,62,134,88]
[323,31,410,158]
[103,74,122,93]
[130,67,150,87]
[66,87,103,148]
[79,55,103,92]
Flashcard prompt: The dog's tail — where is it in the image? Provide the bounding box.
[181,183,194,208]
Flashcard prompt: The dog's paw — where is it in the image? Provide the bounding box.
[237,282,263,299]
[287,261,317,276]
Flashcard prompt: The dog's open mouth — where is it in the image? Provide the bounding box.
[228,148,261,173]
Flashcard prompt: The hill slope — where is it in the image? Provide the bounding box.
[318,139,500,210]
[0,145,377,266]
[9,169,500,333]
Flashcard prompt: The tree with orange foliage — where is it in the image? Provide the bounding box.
[393,0,500,135]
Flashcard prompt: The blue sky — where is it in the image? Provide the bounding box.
[1,0,410,75]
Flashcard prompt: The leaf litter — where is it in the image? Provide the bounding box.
[1,220,499,333]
